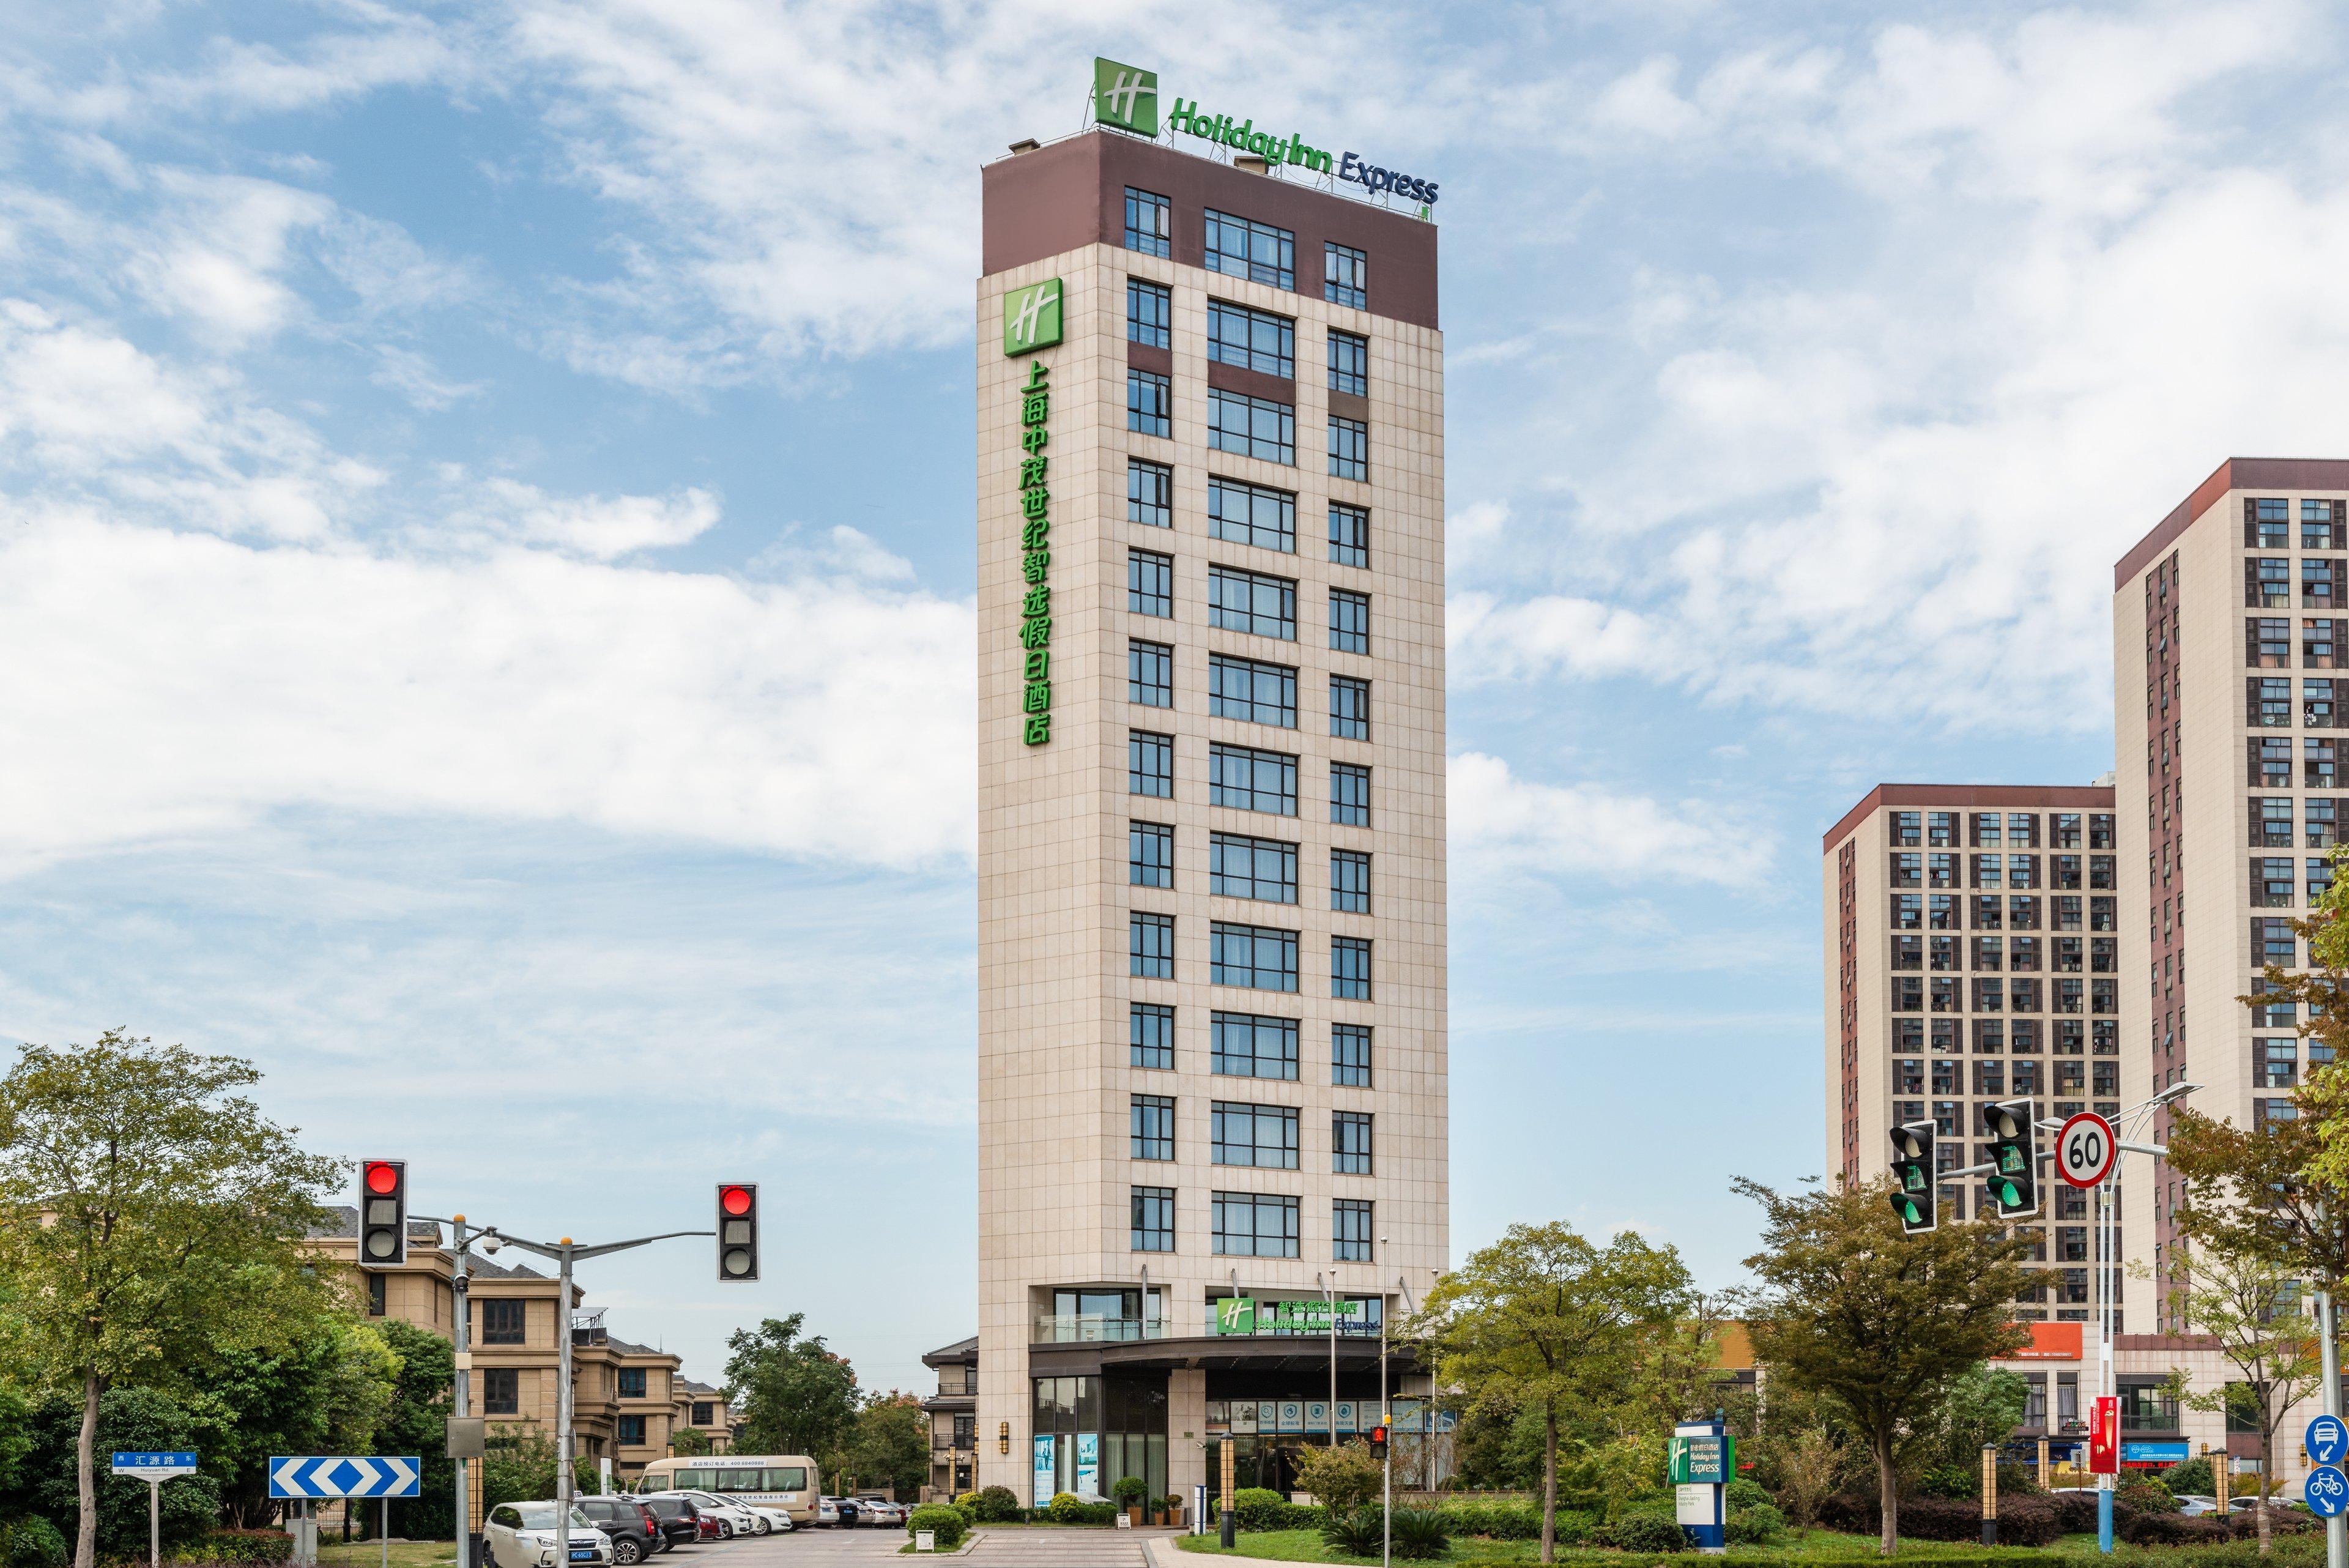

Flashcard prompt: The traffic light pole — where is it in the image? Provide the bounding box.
[469,1227,711,1568]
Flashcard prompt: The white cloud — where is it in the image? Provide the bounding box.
[1447,751,1771,886]
[0,511,976,879]
[119,169,338,341]
[486,477,722,558]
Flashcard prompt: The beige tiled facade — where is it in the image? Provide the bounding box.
[976,132,1447,1506]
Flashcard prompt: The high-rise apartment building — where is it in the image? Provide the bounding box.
[2113,458,2349,1328]
[974,105,1447,1504]
[1822,785,2125,1325]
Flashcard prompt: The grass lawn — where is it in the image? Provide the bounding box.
[316,1542,459,1568]
[1168,1525,2278,1564]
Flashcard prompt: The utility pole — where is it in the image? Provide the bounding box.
[2320,1195,2343,1568]
[453,1217,473,1568]
[1384,1263,1415,1568]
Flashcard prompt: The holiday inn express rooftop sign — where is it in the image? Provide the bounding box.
[1093,57,1440,209]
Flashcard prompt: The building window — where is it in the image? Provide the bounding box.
[618,1414,647,1445]
[1334,1112,1373,1175]
[1212,1191,1299,1257]
[1332,850,1371,913]
[1332,762,1371,826]
[1333,1024,1372,1086]
[1333,1199,1373,1261]
[1208,301,1296,379]
[1209,654,1298,727]
[1129,458,1173,528]
[1211,1012,1299,1080]
[1209,565,1297,640]
[1329,503,1369,568]
[1131,1094,1175,1160]
[1211,921,1299,991]
[1131,1186,1174,1252]
[1211,831,1298,904]
[1330,590,1370,654]
[482,1300,525,1345]
[1131,821,1173,888]
[482,1367,519,1415]
[1204,209,1295,289]
[1212,1102,1299,1168]
[1208,389,1295,464]
[366,1274,385,1317]
[1328,417,1368,481]
[1324,242,1367,308]
[1132,1003,1174,1070]
[1332,935,1373,999]
[1124,187,1171,257]
[618,1368,646,1399]
[1209,477,1296,553]
[1128,369,1171,438]
[1129,549,1173,617]
[1129,640,1173,707]
[1131,912,1174,978]
[1130,729,1173,798]
[1330,676,1370,739]
[1128,278,1171,348]
[691,1402,716,1427]
[1328,330,1368,396]
[1209,743,1297,816]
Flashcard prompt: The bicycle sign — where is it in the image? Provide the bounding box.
[2305,1464,2348,1518]
[2057,1112,2117,1189]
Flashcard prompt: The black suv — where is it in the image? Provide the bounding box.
[578,1498,661,1561]
[628,1496,702,1551]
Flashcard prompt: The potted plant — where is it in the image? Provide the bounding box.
[1113,1476,1148,1526]
[1162,1493,1186,1528]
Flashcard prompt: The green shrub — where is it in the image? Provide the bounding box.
[1294,1443,1383,1514]
[180,1531,294,1565]
[1112,1476,1148,1506]
[1917,1462,1978,1499]
[4,1518,69,1568]
[1231,1488,1287,1531]
[1045,1492,1085,1524]
[1388,1507,1449,1561]
[1319,1507,1384,1556]
[2118,1475,2176,1514]
[972,1487,1020,1523]
[904,1504,967,1550]
[1724,1503,1786,1545]
[1724,1477,1772,1512]
[2161,1457,2216,1496]
[1608,1511,1686,1553]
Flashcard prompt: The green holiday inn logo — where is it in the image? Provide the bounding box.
[1002,278,1063,355]
[1093,58,1157,136]
[1212,1296,1255,1335]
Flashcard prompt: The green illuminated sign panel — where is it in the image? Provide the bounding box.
[1005,285,1059,746]
[1093,58,1157,136]
[1669,1433,1733,1485]
[1003,278,1062,356]
[1210,1296,1365,1336]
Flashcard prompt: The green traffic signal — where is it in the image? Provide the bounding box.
[1888,1120,1939,1235]
[1984,1100,2041,1221]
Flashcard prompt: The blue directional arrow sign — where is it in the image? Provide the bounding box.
[2305,1465,2348,1518]
[2310,1415,2349,1468]
[267,1457,421,1499]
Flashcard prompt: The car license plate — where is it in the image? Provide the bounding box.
[569,1552,595,1562]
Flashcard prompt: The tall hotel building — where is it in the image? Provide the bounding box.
[1822,786,2129,1333]
[2113,459,2349,1328]
[973,122,1447,1502]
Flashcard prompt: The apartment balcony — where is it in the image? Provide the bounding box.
[1032,1313,1171,1345]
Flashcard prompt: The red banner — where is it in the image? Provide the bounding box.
[2089,1395,2118,1475]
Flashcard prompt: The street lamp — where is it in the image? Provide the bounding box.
[1384,1254,1416,1568]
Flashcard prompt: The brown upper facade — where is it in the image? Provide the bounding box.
[2116,458,2349,587]
[1822,783,2116,853]
[981,130,1438,329]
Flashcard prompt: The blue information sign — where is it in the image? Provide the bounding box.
[2305,1465,2348,1518]
[2310,1416,2349,1469]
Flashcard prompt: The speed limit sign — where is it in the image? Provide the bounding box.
[2058,1111,2118,1188]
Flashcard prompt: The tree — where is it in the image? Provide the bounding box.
[0,1035,346,1568]
[199,1313,399,1526]
[669,1427,713,1458]
[1736,1176,2031,1556]
[372,1320,458,1539]
[21,1386,223,1561]
[2160,1238,2322,1553]
[723,1315,859,1461]
[835,1392,927,1499]
[1414,1221,1695,1564]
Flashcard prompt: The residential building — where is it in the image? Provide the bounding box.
[921,1337,979,1500]
[1821,785,2131,1329]
[674,1379,737,1454]
[976,102,1446,1506]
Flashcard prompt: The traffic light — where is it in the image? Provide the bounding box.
[717,1183,759,1282]
[1887,1121,1937,1235]
[1368,1425,1389,1460]
[1984,1100,2040,1220]
[359,1159,407,1265]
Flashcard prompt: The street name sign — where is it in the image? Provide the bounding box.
[269,1457,421,1499]
[2310,1415,2348,1468]
[111,1453,196,1480]
[2057,1112,2118,1189]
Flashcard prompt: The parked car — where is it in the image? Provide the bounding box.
[852,1497,904,1528]
[672,1490,761,1537]
[639,1494,727,1540]
[628,1496,702,1551]
[2176,1495,2222,1517]
[485,1503,612,1568]
[811,1498,840,1528]
[744,1507,794,1534]
[820,1497,859,1528]
[574,1498,661,1564]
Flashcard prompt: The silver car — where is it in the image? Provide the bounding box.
[485,1503,612,1568]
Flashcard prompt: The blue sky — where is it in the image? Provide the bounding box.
[3,0,2344,1395]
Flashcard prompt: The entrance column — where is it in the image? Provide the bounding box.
[1169,1370,1206,1500]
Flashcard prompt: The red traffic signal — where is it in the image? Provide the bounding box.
[358,1159,407,1265]
[1368,1424,1389,1460]
[717,1183,759,1282]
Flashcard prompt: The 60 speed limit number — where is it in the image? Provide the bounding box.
[2057,1111,2118,1189]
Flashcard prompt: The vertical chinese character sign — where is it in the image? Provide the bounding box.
[1004,278,1061,746]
